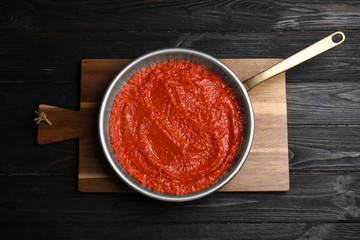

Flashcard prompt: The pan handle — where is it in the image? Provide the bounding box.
[243,32,345,91]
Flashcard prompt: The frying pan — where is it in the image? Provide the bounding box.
[98,32,345,202]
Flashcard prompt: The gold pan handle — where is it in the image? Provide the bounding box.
[243,32,345,91]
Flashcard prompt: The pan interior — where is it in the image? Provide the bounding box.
[99,48,254,202]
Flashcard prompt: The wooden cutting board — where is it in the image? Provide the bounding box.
[37,59,289,192]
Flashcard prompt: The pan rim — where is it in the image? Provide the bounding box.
[98,48,255,202]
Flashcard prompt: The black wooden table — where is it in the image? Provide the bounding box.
[1,1,359,239]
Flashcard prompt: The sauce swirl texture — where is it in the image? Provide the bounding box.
[109,60,243,194]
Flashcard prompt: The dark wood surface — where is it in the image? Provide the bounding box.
[1,0,359,239]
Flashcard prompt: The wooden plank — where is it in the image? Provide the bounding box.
[287,82,360,125]
[0,31,356,84]
[0,82,80,115]
[1,222,360,240]
[288,126,360,171]
[1,173,360,222]
[1,1,359,33]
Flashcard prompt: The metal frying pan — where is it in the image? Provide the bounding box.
[98,32,345,201]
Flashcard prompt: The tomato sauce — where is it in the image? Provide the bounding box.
[109,60,243,194]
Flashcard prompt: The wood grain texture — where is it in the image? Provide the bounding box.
[287,82,360,125]
[288,126,360,171]
[1,173,359,223]
[37,103,99,144]
[36,58,289,192]
[1,222,360,240]
[0,31,355,83]
[1,0,359,238]
[1,0,359,33]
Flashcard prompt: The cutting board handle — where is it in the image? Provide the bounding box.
[37,104,82,144]
[37,103,100,144]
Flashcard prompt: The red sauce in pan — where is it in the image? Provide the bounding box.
[109,60,243,194]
